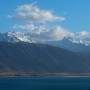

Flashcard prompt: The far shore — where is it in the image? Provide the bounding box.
[0,72,90,77]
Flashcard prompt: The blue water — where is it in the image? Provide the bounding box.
[0,77,90,90]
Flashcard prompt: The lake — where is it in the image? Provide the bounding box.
[0,76,90,90]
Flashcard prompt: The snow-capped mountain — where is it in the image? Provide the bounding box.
[67,31,90,46]
[0,31,90,53]
[45,31,90,53]
[0,32,32,43]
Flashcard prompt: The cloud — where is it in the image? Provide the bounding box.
[13,4,65,22]
[49,26,73,40]
[30,26,73,41]
[13,23,35,31]
[79,31,90,36]
[13,23,72,41]
[13,23,48,34]
[10,3,69,41]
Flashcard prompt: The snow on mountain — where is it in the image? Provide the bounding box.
[0,31,90,53]
[0,31,90,45]
[68,31,90,46]
[0,32,32,43]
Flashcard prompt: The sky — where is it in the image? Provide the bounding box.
[0,0,90,33]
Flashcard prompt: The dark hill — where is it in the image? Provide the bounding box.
[0,42,90,74]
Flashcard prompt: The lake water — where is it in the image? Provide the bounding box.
[0,76,90,90]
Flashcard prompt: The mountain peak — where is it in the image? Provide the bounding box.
[0,31,90,53]
[0,31,32,43]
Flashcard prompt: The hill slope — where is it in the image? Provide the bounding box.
[0,42,90,74]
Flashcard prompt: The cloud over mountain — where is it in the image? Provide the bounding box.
[8,3,90,43]
[9,3,67,41]
[13,3,65,22]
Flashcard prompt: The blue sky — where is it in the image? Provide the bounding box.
[0,0,90,32]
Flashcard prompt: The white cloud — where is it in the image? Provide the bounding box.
[79,31,90,36]
[31,26,73,41]
[49,26,72,40]
[13,23,72,41]
[13,23,48,34]
[13,4,65,22]
[13,24,35,30]
[10,3,68,41]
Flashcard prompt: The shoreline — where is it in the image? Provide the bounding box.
[0,72,90,77]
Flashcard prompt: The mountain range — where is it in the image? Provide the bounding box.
[0,31,90,53]
[0,31,90,75]
[0,42,90,74]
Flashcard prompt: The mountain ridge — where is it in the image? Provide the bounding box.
[0,42,90,74]
[0,31,90,53]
